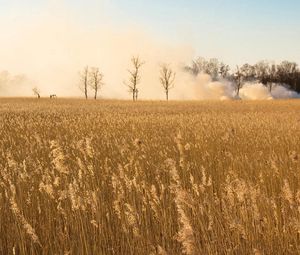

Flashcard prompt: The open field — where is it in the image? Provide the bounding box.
[0,99,300,254]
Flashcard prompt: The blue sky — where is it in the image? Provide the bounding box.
[1,0,300,66]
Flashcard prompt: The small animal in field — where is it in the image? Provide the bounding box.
[50,94,57,99]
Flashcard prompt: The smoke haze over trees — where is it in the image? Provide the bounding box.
[0,71,34,97]
[1,57,300,100]
[185,57,300,97]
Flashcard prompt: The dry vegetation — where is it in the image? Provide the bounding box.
[0,98,300,255]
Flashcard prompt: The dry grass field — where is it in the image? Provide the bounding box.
[0,98,300,255]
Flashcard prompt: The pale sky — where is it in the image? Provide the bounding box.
[1,0,300,66]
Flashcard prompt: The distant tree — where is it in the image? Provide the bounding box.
[266,63,278,92]
[79,66,89,99]
[254,61,270,85]
[89,67,104,100]
[184,57,300,94]
[32,87,41,99]
[277,61,299,90]
[185,57,206,76]
[185,60,200,76]
[294,72,300,92]
[205,58,220,80]
[234,66,243,97]
[219,63,230,78]
[159,64,176,101]
[186,57,229,81]
[240,63,255,82]
[193,57,220,80]
[124,56,144,101]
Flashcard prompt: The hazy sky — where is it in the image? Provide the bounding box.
[107,0,300,65]
[0,0,300,97]
[2,0,300,66]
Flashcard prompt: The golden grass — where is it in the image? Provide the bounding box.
[0,98,300,254]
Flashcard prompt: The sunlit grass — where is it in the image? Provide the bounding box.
[0,98,300,254]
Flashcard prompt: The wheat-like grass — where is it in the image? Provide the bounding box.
[0,98,300,254]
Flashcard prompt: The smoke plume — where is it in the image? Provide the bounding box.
[0,71,34,97]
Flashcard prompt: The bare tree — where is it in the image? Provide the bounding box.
[89,67,104,100]
[219,63,230,78]
[205,58,220,80]
[79,66,89,99]
[234,66,243,97]
[277,61,299,90]
[184,60,200,76]
[254,61,270,85]
[159,64,176,101]
[124,56,144,101]
[186,57,227,80]
[32,87,41,99]
[240,63,255,82]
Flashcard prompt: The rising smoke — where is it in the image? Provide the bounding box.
[0,71,34,97]
[181,74,300,100]
[0,4,299,100]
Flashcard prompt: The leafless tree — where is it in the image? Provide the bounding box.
[240,63,255,82]
[159,64,176,101]
[254,61,270,85]
[79,66,89,99]
[186,57,229,81]
[234,66,243,97]
[277,61,298,90]
[186,57,221,80]
[89,67,104,100]
[32,87,41,99]
[124,56,144,101]
[219,63,230,78]
[185,60,199,76]
[205,58,220,80]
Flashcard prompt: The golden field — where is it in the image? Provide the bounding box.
[0,98,300,255]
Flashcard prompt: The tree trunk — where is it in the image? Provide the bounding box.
[236,85,240,97]
[166,90,169,101]
[85,87,88,99]
[268,82,273,92]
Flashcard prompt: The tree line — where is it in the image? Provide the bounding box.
[78,56,176,101]
[185,57,300,97]
[31,56,300,100]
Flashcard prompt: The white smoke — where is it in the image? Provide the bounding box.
[271,85,300,99]
[0,71,34,97]
[173,73,234,100]
[239,83,273,100]
[174,73,300,101]
[239,82,299,100]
